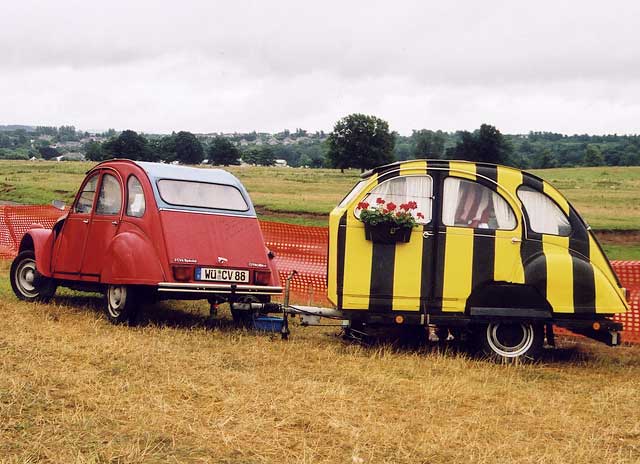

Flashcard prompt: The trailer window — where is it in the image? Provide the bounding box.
[443,178,516,230]
[357,176,432,224]
[158,179,249,211]
[517,186,571,236]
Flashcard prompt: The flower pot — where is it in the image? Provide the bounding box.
[364,222,412,244]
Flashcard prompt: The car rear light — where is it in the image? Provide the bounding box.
[254,270,271,285]
[172,265,193,282]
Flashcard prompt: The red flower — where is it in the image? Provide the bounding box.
[357,201,370,210]
[399,203,409,211]
[407,201,418,210]
[386,202,397,211]
[417,212,424,219]
[376,197,386,205]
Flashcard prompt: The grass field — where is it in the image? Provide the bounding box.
[0,261,639,463]
[3,160,639,259]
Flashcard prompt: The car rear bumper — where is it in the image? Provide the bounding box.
[157,282,283,296]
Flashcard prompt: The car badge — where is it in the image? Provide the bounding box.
[174,258,197,264]
[248,262,268,268]
[218,256,228,264]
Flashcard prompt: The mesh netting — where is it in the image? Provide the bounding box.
[1,205,639,342]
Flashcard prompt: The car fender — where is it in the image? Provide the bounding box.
[19,228,55,277]
[100,230,167,285]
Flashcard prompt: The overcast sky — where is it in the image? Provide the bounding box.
[2,0,640,135]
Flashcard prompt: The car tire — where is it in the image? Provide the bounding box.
[105,284,138,325]
[476,321,544,362]
[10,250,57,302]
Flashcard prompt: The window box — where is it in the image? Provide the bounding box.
[364,222,412,244]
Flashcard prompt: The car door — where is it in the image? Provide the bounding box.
[80,171,123,278]
[53,173,100,275]
[342,172,435,313]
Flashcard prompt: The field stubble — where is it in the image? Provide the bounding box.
[1,262,640,463]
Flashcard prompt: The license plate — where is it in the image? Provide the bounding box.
[195,267,249,283]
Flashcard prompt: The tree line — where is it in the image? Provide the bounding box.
[1,120,639,170]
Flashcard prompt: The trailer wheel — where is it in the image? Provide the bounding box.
[105,284,138,325]
[10,250,57,302]
[478,321,543,362]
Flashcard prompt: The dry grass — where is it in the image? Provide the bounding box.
[1,262,640,463]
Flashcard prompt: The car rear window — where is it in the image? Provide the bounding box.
[157,179,249,211]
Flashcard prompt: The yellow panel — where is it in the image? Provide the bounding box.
[448,161,476,180]
[543,235,574,313]
[494,229,524,283]
[326,207,345,306]
[442,227,474,312]
[495,166,524,283]
[589,235,629,313]
[392,228,423,311]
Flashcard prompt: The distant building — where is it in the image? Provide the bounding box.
[274,159,288,167]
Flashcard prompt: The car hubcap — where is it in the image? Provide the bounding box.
[16,259,38,296]
[107,285,126,318]
[486,322,534,358]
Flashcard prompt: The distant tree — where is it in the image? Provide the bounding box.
[83,141,105,161]
[174,131,204,164]
[38,146,61,160]
[208,136,240,166]
[256,146,275,166]
[102,129,150,160]
[583,144,604,166]
[413,129,445,159]
[449,124,512,165]
[327,113,395,172]
[533,148,556,169]
[149,134,176,162]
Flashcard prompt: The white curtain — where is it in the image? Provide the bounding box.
[518,187,570,235]
[365,176,433,223]
[492,191,516,229]
[442,178,460,225]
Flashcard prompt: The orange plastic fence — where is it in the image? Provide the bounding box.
[1,205,639,343]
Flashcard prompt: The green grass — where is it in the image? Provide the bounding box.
[601,244,640,261]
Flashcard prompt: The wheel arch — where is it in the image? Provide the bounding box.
[18,229,56,277]
[466,282,552,319]
[100,230,166,284]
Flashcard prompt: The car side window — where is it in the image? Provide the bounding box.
[442,178,516,230]
[126,176,146,218]
[517,186,572,236]
[356,175,433,224]
[95,174,122,216]
[74,174,99,214]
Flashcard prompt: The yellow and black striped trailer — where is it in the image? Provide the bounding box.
[327,159,629,360]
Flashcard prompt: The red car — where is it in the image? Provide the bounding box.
[10,159,282,323]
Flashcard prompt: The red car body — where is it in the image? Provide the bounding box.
[11,159,281,323]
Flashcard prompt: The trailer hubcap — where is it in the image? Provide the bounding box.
[486,322,534,358]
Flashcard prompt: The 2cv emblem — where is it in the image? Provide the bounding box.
[218,256,228,264]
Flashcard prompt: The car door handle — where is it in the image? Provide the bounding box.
[111,221,119,226]
[511,237,521,244]
[82,219,89,224]
[423,231,434,238]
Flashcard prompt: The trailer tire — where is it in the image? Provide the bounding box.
[477,321,543,362]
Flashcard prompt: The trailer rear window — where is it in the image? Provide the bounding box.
[157,179,249,211]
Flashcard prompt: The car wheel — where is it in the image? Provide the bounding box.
[105,284,138,325]
[477,321,543,362]
[10,250,57,302]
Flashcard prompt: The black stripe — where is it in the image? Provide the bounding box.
[420,163,438,312]
[520,175,547,299]
[368,243,396,312]
[429,161,450,313]
[568,208,595,313]
[476,165,498,186]
[336,212,347,310]
[367,170,400,312]
[472,230,496,290]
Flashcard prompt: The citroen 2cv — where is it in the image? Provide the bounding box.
[10,160,282,323]
[326,159,629,360]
